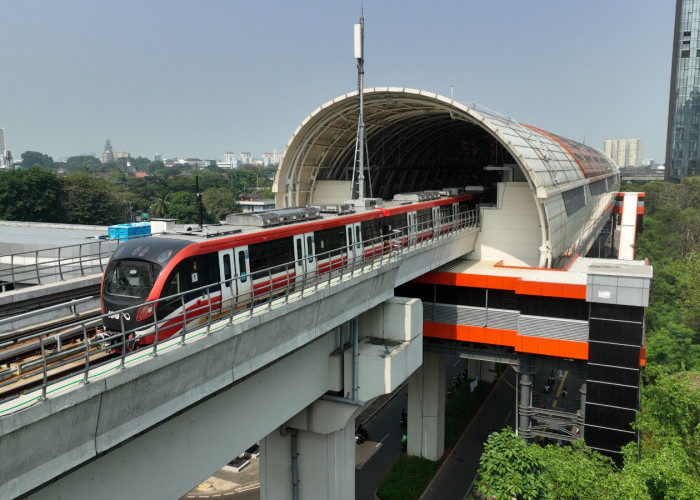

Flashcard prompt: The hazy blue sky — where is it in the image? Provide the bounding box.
[1,1,673,162]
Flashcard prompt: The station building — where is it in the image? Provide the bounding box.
[273,88,651,460]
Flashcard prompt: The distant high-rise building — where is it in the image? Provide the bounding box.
[0,128,6,168]
[666,0,700,180]
[102,139,115,163]
[603,139,643,167]
[154,153,162,162]
[240,152,253,165]
[262,152,276,166]
[217,152,237,169]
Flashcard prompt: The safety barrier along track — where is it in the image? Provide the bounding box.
[0,212,479,417]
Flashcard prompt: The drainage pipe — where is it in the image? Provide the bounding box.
[291,429,299,500]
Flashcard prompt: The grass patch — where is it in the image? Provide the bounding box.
[445,381,491,447]
[376,454,439,500]
[376,377,494,499]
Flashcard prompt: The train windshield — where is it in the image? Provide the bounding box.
[103,259,160,299]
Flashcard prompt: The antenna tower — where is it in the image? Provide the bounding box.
[351,9,371,199]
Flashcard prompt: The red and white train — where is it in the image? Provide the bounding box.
[99,190,478,347]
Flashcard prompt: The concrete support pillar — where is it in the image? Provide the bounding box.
[518,372,532,439]
[260,420,355,500]
[407,352,445,460]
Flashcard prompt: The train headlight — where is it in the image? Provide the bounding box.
[136,304,154,321]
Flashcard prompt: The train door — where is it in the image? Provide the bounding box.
[345,223,363,266]
[293,232,316,285]
[218,246,251,309]
[432,206,440,238]
[234,246,252,305]
[407,211,418,246]
[218,249,235,310]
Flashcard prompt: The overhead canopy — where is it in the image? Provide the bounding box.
[273,87,617,207]
[273,87,619,268]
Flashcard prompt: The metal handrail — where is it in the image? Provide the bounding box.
[0,210,480,414]
[0,239,122,289]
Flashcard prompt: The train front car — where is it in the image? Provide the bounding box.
[100,237,190,348]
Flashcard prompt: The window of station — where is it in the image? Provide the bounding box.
[486,289,519,310]
[435,285,487,307]
[520,295,588,321]
[588,342,641,369]
[589,318,643,345]
[588,363,640,387]
[590,303,644,323]
[585,426,635,455]
[395,282,435,303]
[587,381,639,409]
[589,178,608,196]
[585,403,637,431]
[562,186,586,216]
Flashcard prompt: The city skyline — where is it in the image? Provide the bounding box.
[1,1,672,163]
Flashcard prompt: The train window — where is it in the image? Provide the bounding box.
[417,208,432,226]
[222,254,232,288]
[190,254,219,287]
[296,239,303,264]
[316,227,346,255]
[347,227,353,246]
[163,269,181,298]
[249,241,269,276]
[103,259,159,299]
[361,219,382,242]
[238,250,247,282]
[389,214,406,232]
[250,239,293,279]
[355,226,361,248]
[268,238,294,273]
[306,235,314,262]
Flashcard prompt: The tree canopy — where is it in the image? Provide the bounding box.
[0,151,276,225]
[0,165,63,222]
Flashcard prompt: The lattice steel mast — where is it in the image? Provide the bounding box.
[351,10,370,199]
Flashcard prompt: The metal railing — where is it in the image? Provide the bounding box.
[0,209,479,415]
[0,239,122,290]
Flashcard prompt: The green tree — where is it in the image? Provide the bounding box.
[0,165,63,221]
[530,439,616,499]
[150,191,171,218]
[20,151,55,170]
[166,191,207,224]
[476,428,548,500]
[60,173,124,225]
[64,155,101,172]
[202,187,239,221]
